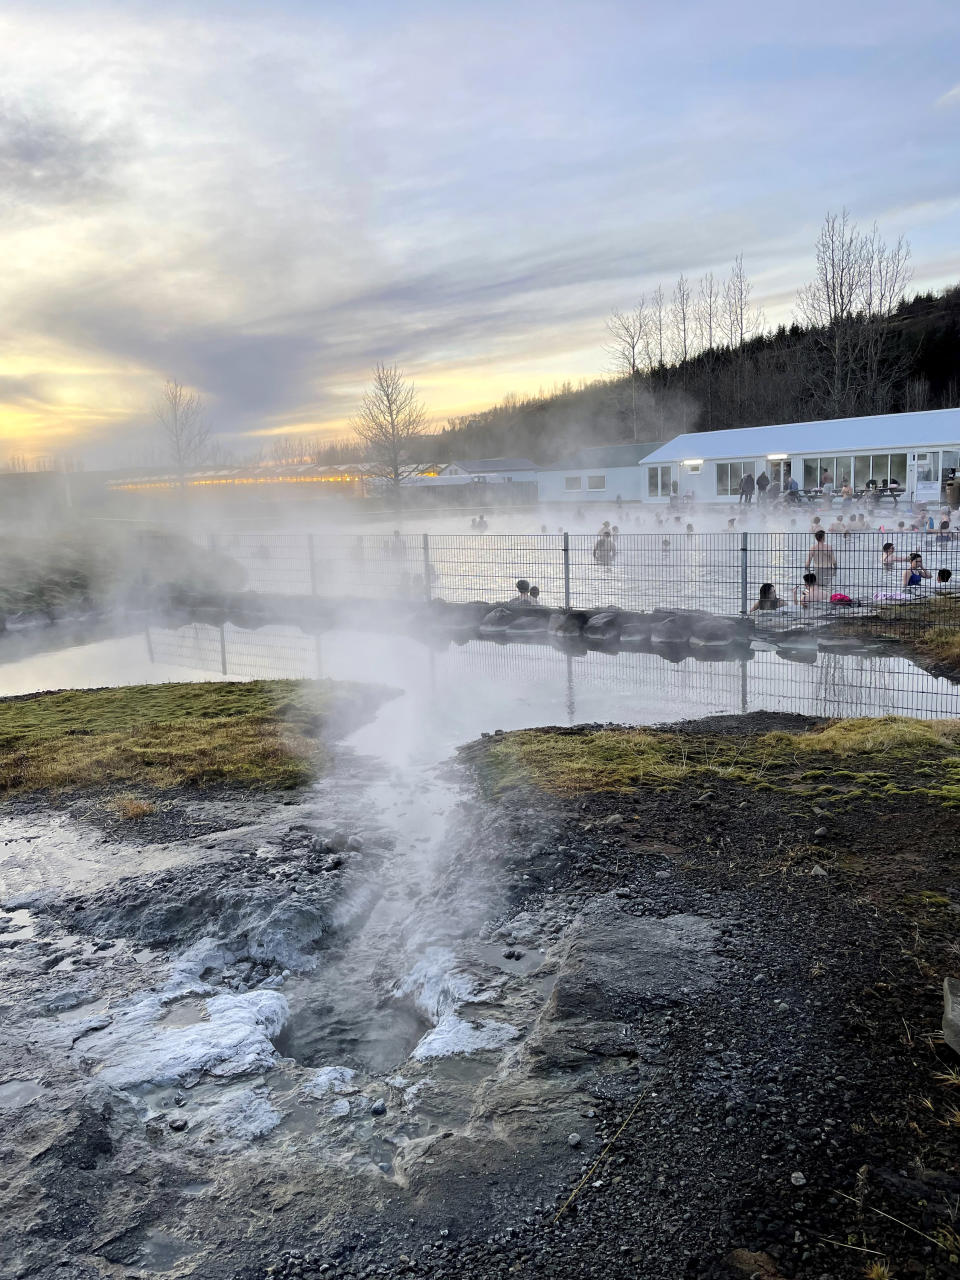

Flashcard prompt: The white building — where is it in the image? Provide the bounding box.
[535,443,657,503]
[640,408,960,505]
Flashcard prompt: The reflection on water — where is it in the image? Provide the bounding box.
[2,622,958,731]
[148,625,959,736]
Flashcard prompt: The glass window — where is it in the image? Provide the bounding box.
[940,452,958,485]
[835,456,853,487]
[716,463,730,495]
[871,454,891,485]
[587,474,605,490]
[916,452,939,484]
[564,475,582,491]
[854,455,871,491]
[802,458,819,489]
[648,466,671,497]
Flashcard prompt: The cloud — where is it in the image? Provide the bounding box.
[937,83,960,107]
[0,97,126,210]
[0,2,959,464]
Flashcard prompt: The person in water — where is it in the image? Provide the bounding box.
[794,572,826,607]
[805,529,837,587]
[593,530,616,566]
[881,542,901,570]
[750,582,784,612]
[528,585,543,606]
[508,579,531,606]
[902,554,931,588]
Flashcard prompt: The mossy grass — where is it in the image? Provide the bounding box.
[857,595,960,668]
[478,717,960,804]
[0,679,387,796]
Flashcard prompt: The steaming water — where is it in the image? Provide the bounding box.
[4,617,960,1156]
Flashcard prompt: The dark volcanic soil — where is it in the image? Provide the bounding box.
[1,712,958,1280]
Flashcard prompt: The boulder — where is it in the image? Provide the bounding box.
[583,610,622,646]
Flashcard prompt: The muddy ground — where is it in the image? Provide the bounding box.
[0,712,958,1280]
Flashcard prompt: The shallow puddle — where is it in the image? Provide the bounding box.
[158,1000,209,1029]
[0,1079,44,1109]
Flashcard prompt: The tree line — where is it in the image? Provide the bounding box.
[435,211,960,464]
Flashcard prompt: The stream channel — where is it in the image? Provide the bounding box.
[0,626,958,1275]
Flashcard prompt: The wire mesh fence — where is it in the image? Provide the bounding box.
[144,620,960,721]
[193,529,960,631]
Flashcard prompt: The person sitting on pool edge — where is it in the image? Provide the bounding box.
[750,582,784,612]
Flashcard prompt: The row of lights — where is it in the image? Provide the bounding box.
[681,452,789,467]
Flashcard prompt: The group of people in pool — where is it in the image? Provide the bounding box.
[750,534,954,611]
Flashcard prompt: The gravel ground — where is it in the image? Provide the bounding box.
[1,712,958,1280]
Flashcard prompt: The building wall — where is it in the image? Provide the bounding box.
[642,443,960,504]
[536,465,645,503]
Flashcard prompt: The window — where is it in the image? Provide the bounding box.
[564,475,582,491]
[647,465,671,497]
[854,455,871,491]
[716,460,754,497]
[889,453,907,487]
[916,452,939,484]
[587,474,605,490]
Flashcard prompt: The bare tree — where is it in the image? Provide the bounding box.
[352,363,427,486]
[671,274,694,364]
[796,210,912,417]
[723,255,762,348]
[650,286,668,369]
[695,272,722,427]
[604,304,648,441]
[154,379,211,475]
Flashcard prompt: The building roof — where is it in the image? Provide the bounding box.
[641,408,960,466]
[444,457,537,473]
[564,442,658,468]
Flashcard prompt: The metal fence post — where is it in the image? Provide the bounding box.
[219,624,228,676]
[562,532,571,609]
[422,533,432,602]
[740,531,749,616]
[307,533,318,596]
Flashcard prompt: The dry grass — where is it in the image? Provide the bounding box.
[0,679,389,797]
[112,794,157,820]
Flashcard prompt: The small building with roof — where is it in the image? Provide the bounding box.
[639,408,960,505]
[534,441,659,503]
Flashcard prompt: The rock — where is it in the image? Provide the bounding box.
[567,1133,581,1147]
[726,1249,785,1278]
[370,1099,387,1116]
[346,836,364,852]
[45,987,92,1014]
[604,814,623,827]
[944,977,960,1054]
[790,1171,807,1186]
[814,827,828,838]
[169,1117,188,1132]
[810,864,827,877]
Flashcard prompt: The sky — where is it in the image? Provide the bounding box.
[1,0,959,467]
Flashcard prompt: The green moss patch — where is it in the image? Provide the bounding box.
[478,716,960,806]
[0,679,389,796]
